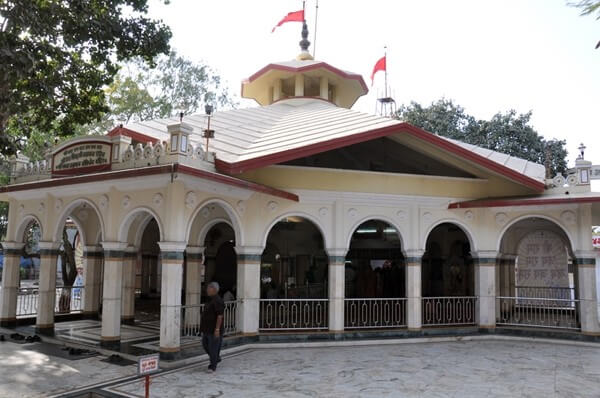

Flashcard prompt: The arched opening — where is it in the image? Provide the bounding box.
[422,222,475,326]
[497,217,578,329]
[137,218,161,321]
[203,222,237,300]
[345,220,405,299]
[11,218,42,318]
[259,216,328,330]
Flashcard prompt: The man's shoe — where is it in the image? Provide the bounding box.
[207,365,216,373]
[217,357,222,363]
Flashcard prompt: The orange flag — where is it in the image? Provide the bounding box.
[370,56,386,86]
[272,10,304,33]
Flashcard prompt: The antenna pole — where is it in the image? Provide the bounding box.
[313,0,319,58]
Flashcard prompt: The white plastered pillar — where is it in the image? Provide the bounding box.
[184,246,204,328]
[0,242,24,327]
[473,250,498,328]
[405,250,423,330]
[328,249,346,332]
[36,241,61,335]
[82,245,103,318]
[236,246,263,334]
[576,250,600,335]
[158,241,186,359]
[121,245,137,324]
[100,241,127,348]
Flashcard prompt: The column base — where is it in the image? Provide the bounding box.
[121,316,136,325]
[581,331,600,336]
[35,325,55,336]
[0,318,17,328]
[100,337,121,350]
[159,348,181,361]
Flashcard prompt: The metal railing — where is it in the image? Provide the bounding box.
[55,286,84,313]
[514,286,575,301]
[180,301,238,337]
[259,299,328,330]
[496,296,580,330]
[16,286,84,316]
[344,298,407,329]
[17,287,39,316]
[422,296,477,326]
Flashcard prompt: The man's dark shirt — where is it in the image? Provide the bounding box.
[201,294,225,334]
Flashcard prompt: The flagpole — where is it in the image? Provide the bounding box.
[313,0,319,58]
[384,46,388,98]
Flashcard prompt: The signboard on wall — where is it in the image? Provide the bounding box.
[52,141,112,176]
[594,232,600,249]
[516,230,569,288]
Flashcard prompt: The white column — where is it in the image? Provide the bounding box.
[82,245,103,318]
[121,246,137,324]
[319,76,329,100]
[405,250,423,330]
[295,74,304,96]
[576,250,600,335]
[36,242,61,335]
[273,79,282,102]
[0,242,24,327]
[184,246,204,328]
[328,250,346,332]
[473,251,498,328]
[236,246,262,334]
[158,241,186,359]
[100,241,127,348]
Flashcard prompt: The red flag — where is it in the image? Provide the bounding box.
[370,56,386,86]
[272,10,304,33]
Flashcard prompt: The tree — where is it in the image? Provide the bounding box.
[570,0,600,48]
[0,0,172,156]
[105,51,236,125]
[397,98,568,176]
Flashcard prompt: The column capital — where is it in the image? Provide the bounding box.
[471,250,499,259]
[1,241,24,251]
[326,248,348,258]
[83,245,103,253]
[574,250,597,260]
[101,241,128,251]
[405,249,425,259]
[185,245,205,254]
[39,241,61,255]
[235,246,264,256]
[158,241,187,253]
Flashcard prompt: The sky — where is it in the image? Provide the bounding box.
[146,0,599,176]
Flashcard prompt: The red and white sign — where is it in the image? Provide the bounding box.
[138,354,160,375]
[593,235,600,249]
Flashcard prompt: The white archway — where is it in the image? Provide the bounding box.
[197,218,235,247]
[496,214,575,253]
[186,198,243,247]
[53,198,105,245]
[422,218,477,252]
[261,211,331,250]
[118,206,164,244]
[345,215,406,252]
[14,214,43,243]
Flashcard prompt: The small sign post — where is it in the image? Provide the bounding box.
[138,354,160,398]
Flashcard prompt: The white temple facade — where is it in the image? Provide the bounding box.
[1,37,599,360]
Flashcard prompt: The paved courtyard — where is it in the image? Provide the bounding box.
[107,338,600,398]
[1,336,600,397]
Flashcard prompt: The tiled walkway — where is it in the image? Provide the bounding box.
[107,339,600,398]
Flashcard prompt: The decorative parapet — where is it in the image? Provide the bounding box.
[8,122,216,184]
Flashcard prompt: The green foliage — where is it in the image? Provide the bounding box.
[569,1,600,48]
[397,98,568,176]
[0,0,172,156]
[105,51,236,125]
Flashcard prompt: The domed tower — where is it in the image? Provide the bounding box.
[241,21,368,109]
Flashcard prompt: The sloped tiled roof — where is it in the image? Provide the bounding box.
[114,98,546,190]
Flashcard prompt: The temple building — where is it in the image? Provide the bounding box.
[1,27,599,360]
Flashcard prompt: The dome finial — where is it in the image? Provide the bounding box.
[297,2,313,60]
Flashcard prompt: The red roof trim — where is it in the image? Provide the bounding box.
[243,62,369,93]
[0,164,298,202]
[107,126,159,144]
[214,122,545,192]
[176,164,298,202]
[449,195,600,209]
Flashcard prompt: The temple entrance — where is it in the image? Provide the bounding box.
[203,222,237,301]
[497,217,578,329]
[422,223,475,326]
[344,220,406,329]
[259,216,328,330]
[136,218,161,322]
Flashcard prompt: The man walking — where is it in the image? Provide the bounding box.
[201,281,224,372]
